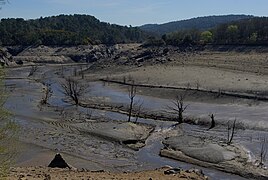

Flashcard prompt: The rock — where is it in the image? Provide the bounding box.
[44,174,51,180]
[164,168,181,175]
[48,153,70,169]
[16,59,24,65]
[186,168,204,176]
[0,47,14,66]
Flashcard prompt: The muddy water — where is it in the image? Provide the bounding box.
[91,81,268,165]
[4,65,267,179]
[90,82,268,130]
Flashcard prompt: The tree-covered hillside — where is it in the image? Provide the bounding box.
[144,17,268,46]
[140,15,253,35]
[0,14,147,46]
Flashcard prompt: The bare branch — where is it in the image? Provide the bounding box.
[40,83,53,106]
[166,92,189,124]
[60,77,88,105]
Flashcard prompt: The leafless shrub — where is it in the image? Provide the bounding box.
[227,119,237,145]
[167,92,189,124]
[40,83,52,105]
[60,77,88,105]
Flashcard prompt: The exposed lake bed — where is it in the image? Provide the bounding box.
[3,44,268,179]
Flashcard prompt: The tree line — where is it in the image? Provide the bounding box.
[140,15,252,35]
[0,15,267,46]
[0,14,147,46]
[145,17,268,46]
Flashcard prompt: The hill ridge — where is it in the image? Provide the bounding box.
[140,14,254,35]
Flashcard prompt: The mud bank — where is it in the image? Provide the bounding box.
[160,133,268,179]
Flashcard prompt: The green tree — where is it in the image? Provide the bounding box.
[201,31,213,43]
[226,25,239,44]
[249,32,258,43]
[0,14,147,46]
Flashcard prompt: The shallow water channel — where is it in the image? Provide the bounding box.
[5,65,268,180]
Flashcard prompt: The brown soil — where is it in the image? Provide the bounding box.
[7,167,208,180]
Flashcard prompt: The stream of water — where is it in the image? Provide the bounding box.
[4,65,268,179]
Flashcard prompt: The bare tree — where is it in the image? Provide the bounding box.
[40,83,52,105]
[259,136,267,167]
[208,114,216,130]
[60,77,88,105]
[128,81,137,122]
[167,93,188,124]
[227,119,236,145]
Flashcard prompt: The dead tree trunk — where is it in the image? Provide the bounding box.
[60,77,88,106]
[208,114,216,130]
[128,81,137,122]
[167,93,188,124]
[227,119,236,145]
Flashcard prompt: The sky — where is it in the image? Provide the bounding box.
[0,0,267,26]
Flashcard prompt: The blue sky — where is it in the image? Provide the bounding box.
[0,0,267,26]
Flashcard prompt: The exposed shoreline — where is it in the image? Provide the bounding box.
[3,44,268,179]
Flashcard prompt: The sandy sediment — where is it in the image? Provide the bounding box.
[4,45,268,179]
[160,134,268,179]
[7,166,208,180]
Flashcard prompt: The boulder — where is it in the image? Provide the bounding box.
[48,153,70,169]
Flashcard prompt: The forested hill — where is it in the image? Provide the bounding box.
[0,14,147,46]
[147,17,268,46]
[140,15,253,35]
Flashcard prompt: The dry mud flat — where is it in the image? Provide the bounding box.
[5,45,268,179]
[160,131,268,179]
[71,120,155,150]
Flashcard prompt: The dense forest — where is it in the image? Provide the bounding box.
[0,14,267,46]
[0,14,147,46]
[140,15,253,35]
[145,17,268,46]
